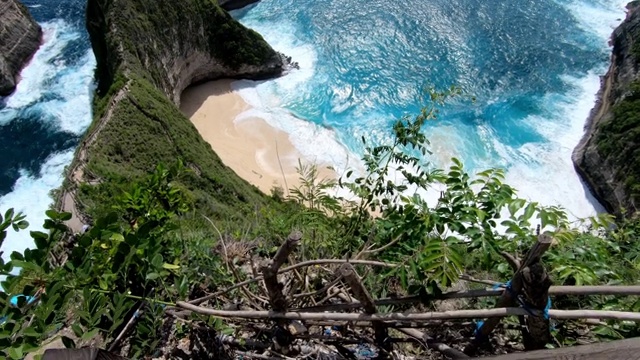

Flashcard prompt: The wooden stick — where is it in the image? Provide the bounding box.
[261,232,301,350]
[549,286,640,296]
[188,259,395,305]
[500,251,521,271]
[261,231,302,312]
[460,274,505,288]
[356,235,402,259]
[176,302,640,322]
[338,263,389,352]
[107,307,143,352]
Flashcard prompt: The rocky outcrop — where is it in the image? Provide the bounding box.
[61,0,284,223]
[218,0,260,11]
[0,0,42,96]
[573,3,640,216]
[86,0,283,106]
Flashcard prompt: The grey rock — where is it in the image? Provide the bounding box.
[573,4,640,215]
[0,0,42,96]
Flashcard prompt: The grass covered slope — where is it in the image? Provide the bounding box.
[73,0,285,220]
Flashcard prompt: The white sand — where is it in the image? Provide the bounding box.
[180,80,336,195]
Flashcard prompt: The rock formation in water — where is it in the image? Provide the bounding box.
[59,0,284,226]
[0,0,42,96]
[573,3,640,216]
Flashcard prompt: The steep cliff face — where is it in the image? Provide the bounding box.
[573,4,640,216]
[0,0,42,96]
[86,0,283,106]
[63,0,285,223]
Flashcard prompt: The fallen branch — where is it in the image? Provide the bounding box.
[188,259,396,305]
[397,328,469,359]
[176,302,640,322]
[262,232,301,312]
[338,263,389,352]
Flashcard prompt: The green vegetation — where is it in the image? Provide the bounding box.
[87,0,278,95]
[80,76,269,223]
[79,0,283,237]
[2,93,640,358]
[596,79,640,205]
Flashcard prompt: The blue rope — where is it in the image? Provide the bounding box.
[474,320,486,340]
[9,295,36,307]
[543,297,552,320]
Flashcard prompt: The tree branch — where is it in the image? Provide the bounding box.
[176,302,640,322]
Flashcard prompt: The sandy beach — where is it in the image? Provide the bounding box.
[180,80,336,195]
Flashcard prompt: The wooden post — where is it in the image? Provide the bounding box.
[519,261,552,350]
[260,231,302,351]
[338,263,390,355]
[465,234,553,354]
[261,231,301,312]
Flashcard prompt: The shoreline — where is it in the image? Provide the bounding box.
[180,79,336,195]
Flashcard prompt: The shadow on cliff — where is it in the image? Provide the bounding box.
[180,78,266,118]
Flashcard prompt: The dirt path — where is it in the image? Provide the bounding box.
[58,81,131,233]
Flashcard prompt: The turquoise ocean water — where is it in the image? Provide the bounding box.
[0,0,628,255]
[230,0,627,218]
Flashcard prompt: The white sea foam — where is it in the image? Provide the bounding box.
[0,150,74,261]
[0,19,95,260]
[34,50,96,134]
[561,0,628,41]
[233,0,624,222]
[496,0,625,218]
[230,18,356,174]
[2,20,80,111]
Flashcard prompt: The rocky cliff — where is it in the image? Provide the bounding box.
[573,3,640,216]
[0,0,42,96]
[61,0,284,224]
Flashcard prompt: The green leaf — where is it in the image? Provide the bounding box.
[162,263,180,270]
[81,328,100,342]
[522,203,536,221]
[71,324,83,338]
[146,272,161,281]
[11,260,42,272]
[59,212,72,221]
[45,210,60,221]
[16,220,29,230]
[110,233,125,242]
[4,209,14,221]
[151,254,163,269]
[9,345,23,360]
[22,327,41,338]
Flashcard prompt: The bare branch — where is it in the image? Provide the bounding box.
[188,259,396,305]
[397,328,469,359]
[499,251,521,271]
[356,234,402,259]
[337,263,389,351]
[176,302,640,322]
[261,232,301,312]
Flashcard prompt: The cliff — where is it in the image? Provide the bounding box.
[61,0,285,225]
[573,3,640,216]
[0,0,42,96]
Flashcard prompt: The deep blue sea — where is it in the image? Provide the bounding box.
[0,0,627,255]
[0,0,95,257]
